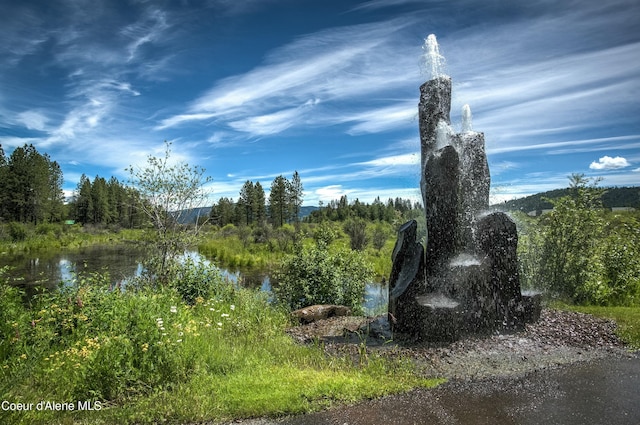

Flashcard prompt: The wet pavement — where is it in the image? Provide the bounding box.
[245,354,640,425]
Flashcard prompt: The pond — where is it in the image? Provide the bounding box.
[0,245,388,315]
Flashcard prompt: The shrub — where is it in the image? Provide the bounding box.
[275,241,374,314]
[343,218,368,251]
[7,222,28,242]
[170,258,233,305]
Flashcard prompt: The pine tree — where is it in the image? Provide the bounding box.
[3,144,64,223]
[74,174,93,224]
[269,175,289,227]
[252,181,266,224]
[238,180,254,225]
[0,145,7,220]
[288,171,303,223]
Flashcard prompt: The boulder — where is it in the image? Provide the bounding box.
[291,304,352,324]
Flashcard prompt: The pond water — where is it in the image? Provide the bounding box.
[0,245,388,315]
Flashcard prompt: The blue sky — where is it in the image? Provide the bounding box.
[1,0,639,206]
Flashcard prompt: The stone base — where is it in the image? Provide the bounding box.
[414,293,463,342]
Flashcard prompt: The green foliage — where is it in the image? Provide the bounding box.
[343,218,368,251]
[312,221,338,246]
[169,258,233,305]
[1,262,434,424]
[580,214,640,305]
[275,240,374,314]
[370,221,393,251]
[307,195,420,224]
[517,174,640,306]
[0,144,64,224]
[7,222,28,242]
[127,141,211,283]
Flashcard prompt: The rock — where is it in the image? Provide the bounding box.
[476,211,525,329]
[291,304,352,324]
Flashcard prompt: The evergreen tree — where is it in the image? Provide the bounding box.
[3,144,64,223]
[252,181,266,224]
[90,176,107,224]
[269,175,289,227]
[0,145,7,220]
[238,180,254,225]
[288,171,303,223]
[210,197,236,226]
[74,174,93,224]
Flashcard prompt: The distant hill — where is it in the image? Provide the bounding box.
[494,186,640,213]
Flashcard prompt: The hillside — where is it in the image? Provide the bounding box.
[494,186,640,213]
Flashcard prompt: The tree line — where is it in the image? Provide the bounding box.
[0,143,147,228]
[69,174,146,228]
[0,144,65,224]
[209,171,303,227]
[306,195,423,224]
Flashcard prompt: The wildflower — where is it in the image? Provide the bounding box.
[142,343,149,352]
[176,339,182,343]
[221,313,230,318]
[209,308,215,311]
[230,304,235,311]
[170,306,178,314]
[20,354,27,360]
[217,322,222,327]
[195,297,204,304]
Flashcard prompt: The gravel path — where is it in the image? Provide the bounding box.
[219,308,637,425]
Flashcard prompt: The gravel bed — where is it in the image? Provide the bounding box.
[288,308,631,381]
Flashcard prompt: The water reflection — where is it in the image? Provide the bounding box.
[0,245,387,314]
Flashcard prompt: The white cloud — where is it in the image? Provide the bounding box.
[589,155,630,170]
[17,110,49,131]
[314,185,356,202]
[358,153,419,167]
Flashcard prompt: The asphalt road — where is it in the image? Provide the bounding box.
[264,354,640,425]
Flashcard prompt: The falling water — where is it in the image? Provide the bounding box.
[435,120,453,150]
[422,34,447,79]
[461,104,473,132]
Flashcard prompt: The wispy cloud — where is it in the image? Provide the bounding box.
[487,135,640,155]
[157,16,420,137]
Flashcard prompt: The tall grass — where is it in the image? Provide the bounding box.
[1,265,439,424]
[0,223,146,254]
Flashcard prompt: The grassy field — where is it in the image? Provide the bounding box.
[0,266,441,425]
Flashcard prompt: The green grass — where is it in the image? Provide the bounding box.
[0,223,147,254]
[198,223,395,281]
[1,267,440,425]
[558,304,640,349]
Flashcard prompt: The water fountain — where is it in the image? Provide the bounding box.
[388,35,540,342]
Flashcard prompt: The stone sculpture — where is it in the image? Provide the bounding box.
[388,35,540,342]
